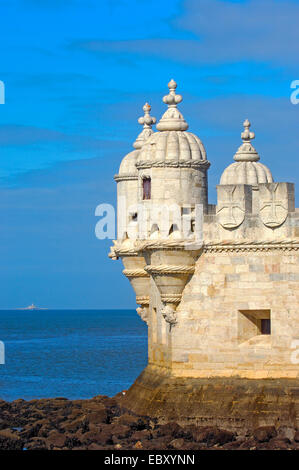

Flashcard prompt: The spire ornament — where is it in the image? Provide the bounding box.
[233,119,260,162]
[156,79,189,132]
[133,103,156,149]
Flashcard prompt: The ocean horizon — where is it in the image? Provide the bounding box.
[0,309,147,402]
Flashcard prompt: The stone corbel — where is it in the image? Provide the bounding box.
[161,304,177,330]
[136,306,149,324]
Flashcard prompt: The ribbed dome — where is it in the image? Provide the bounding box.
[137,130,207,168]
[118,149,138,177]
[219,119,273,187]
[136,80,209,169]
[220,161,273,186]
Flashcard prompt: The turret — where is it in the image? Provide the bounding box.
[136,80,210,240]
[110,103,156,324]
[114,103,156,241]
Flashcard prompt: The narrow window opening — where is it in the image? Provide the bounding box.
[130,212,138,222]
[143,177,151,200]
[261,318,271,335]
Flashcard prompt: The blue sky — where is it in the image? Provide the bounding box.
[0,0,298,308]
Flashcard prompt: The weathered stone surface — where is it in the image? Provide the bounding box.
[121,366,299,431]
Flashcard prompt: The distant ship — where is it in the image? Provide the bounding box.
[18,303,47,310]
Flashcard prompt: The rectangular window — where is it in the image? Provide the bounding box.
[238,309,271,343]
[143,178,151,200]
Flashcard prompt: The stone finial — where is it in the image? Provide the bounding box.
[241,119,255,143]
[133,103,156,149]
[156,79,189,132]
[162,79,183,107]
[234,119,260,162]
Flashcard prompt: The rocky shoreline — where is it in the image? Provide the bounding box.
[0,394,298,450]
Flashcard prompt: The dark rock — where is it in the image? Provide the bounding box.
[130,429,152,441]
[110,424,131,440]
[238,438,256,449]
[141,436,171,450]
[86,408,108,425]
[191,426,235,446]
[0,429,24,450]
[60,415,89,433]
[253,426,277,443]
[46,432,66,450]
[222,440,246,449]
[169,438,186,450]
[154,422,184,438]
[294,430,299,442]
[113,413,149,431]
[64,436,82,449]
[277,426,295,442]
[88,443,105,450]
[266,437,291,450]
[20,423,42,439]
[25,437,48,450]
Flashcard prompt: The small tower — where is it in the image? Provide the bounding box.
[114,103,156,241]
[110,103,156,324]
[219,120,274,216]
[136,80,210,240]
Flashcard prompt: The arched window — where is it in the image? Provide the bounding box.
[143,177,151,200]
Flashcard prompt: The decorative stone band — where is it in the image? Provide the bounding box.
[122,269,150,278]
[137,239,201,252]
[136,296,150,306]
[204,239,299,253]
[161,294,182,305]
[109,240,140,259]
[113,247,139,257]
[144,265,195,276]
[136,160,211,170]
[114,174,138,182]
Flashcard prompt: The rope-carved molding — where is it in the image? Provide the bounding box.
[137,239,200,252]
[112,238,299,258]
[145,265,195,275]
[109,240,139,258]
[136,160,211,170]
[122,269,150,278]
[136,295,150,306]
[114,174,138,182]
[161,294,182,304]
[204,239,299,253]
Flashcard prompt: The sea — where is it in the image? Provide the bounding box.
[0,310,147,402]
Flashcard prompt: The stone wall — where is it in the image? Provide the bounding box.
[164,247,299,378]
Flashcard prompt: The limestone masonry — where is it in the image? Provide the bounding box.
[109,80,299,427]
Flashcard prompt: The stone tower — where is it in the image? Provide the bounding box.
[109,81,299,430]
